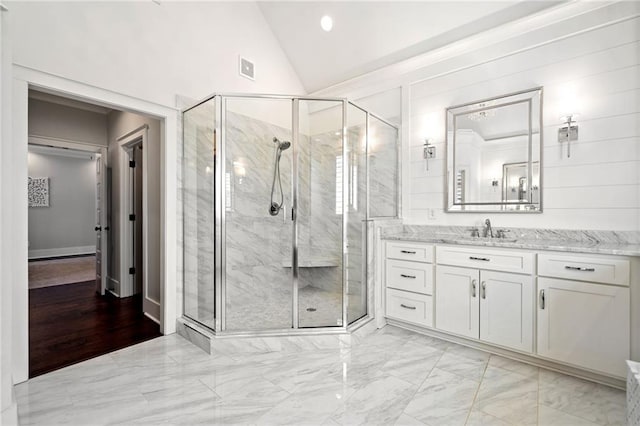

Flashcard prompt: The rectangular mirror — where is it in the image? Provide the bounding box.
[446,87,543,212]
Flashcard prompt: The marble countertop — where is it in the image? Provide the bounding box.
[383,233,640,256]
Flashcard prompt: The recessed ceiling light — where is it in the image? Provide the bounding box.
[320,15,333,32]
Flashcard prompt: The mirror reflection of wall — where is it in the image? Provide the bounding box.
[502,162,540,210]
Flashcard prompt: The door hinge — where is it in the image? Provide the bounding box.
[129,214,136,221]
[129,267,136,275]
[129,160,136,168]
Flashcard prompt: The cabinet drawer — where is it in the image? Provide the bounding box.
[436,245,533,274]
[538,253,630,286]
[386,288,433,327]
[386,241,433,263]
[386,259,433,295]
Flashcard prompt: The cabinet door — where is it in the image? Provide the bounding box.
[479,271,533,353]
[435,265,479,339]
[537,277,630,378]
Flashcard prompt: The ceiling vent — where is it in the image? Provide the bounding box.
[239,56,255,81]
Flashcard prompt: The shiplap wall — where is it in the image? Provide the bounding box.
[407,17,639,231]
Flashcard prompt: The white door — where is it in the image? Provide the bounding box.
[95,149,108,295]
[537,277,630,377]
[479,270,533,353]
[435,265,479,339]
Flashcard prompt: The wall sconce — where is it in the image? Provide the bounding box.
[558,114,579,158]
[423,139,436,171]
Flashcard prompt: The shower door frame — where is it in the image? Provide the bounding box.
[182,92,400,337]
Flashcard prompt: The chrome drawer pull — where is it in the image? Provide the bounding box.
[481,282,487,299]
[400,250,416,254]
[400,304,417,310]
[469,256,490,262]
[565,266,595,272]
[400,274,416,279]
[471,279,477,298]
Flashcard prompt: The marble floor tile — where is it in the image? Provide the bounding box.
[465,410,511,426]
[380,341,443,385]
[14,325,627,426]
[473,365,538,425]
[537,404,600,426]
[445,344,492,363]
[403,367,480,426]
[257,376,356,425]
[394,413,427,425]
[435,350,488,382]
[410,333,455,352]
[539,369,626,425]
[487,355,539,378]
[331,375,418,425]
[262,349,346,393]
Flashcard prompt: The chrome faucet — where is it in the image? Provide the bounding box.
[483,219,493,238]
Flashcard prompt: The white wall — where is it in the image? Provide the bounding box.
[7,1,305,107]
[27,151,96,257]
[28,99,108,146]
[0,6,17,425]
[408,16,640,230]
[313,2,640,232]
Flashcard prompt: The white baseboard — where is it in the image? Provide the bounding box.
[28,245,95,260]
[144,311,160,325]
[144,298,161,325]
[107,276,120,296]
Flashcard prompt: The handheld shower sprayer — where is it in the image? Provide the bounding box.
[269,137,290,216]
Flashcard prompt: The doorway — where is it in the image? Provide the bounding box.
[26,90,161,378]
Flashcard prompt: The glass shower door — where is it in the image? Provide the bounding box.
[346,103,368,324]
[183,97,217,329]
[223,97,294,331]
[296,99,345,328]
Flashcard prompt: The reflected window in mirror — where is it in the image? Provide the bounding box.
[445,87,543,213]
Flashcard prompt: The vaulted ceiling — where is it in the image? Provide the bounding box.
[258,1,562,93]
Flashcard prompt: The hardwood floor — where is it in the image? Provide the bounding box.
[29,281,161,378]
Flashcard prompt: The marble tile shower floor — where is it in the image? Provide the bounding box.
[15,326,625,425]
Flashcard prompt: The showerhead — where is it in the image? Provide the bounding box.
[279,141,291,150]
[273,137,291,151]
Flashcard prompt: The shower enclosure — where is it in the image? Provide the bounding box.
[182,94,398,334]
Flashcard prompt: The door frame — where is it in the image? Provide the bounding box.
[8,65,178,384]
[117,126,148,301]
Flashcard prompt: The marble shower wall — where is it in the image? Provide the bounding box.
[369,115,399,218]
[224,109,295,330]
[224,108,348,330]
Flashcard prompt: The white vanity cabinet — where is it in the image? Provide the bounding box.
[383,239,636,381]
[537,253,631,378]
[384,242,434,328]
[435,246,534,353]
